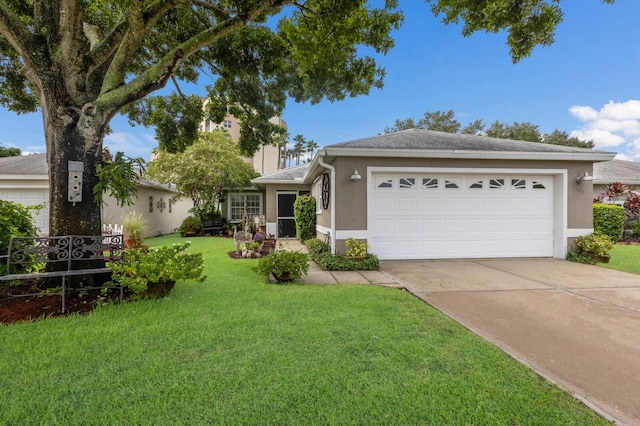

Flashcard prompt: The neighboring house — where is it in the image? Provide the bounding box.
[252,129,616,260]
[593,160,640,201]
[0,154,192,236]
[199,98,287,174]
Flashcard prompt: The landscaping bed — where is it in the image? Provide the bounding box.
[1,284,130,324]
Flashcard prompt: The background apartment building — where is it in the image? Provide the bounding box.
[198,98,287,175]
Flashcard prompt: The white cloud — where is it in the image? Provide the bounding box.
[569,100,640,159]
[600,100,640,121]
[570,128,624,147]
[104,132,157,161]
[569,105,598,121]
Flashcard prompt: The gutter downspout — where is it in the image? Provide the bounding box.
[318,151,336,255]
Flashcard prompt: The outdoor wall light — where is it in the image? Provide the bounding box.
[350,168,362,181]
[576,169,594,183]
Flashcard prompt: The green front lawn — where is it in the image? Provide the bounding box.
[0,235,607,424]
[598,243,640,274]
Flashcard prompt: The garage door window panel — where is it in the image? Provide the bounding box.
[469,180,484,189]
[445,179,460,189]
[489,179,505,189]
[512,179,526,189]
[399,177,416,189]
[375,176,393,188]
[422,178,438,189]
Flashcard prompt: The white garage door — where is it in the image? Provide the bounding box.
[0,188,50,235]
[370,173,554,260]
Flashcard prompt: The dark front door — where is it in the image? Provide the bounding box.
[277,192,297,238]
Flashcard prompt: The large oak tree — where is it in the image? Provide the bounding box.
[0,0,612,236]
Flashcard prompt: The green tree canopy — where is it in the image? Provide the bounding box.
[427,0,614,63]
[542,129,595,149]
[485,120,541,142]
[0,143,20,157]
[146,131,258,214]
[386,110,594,148]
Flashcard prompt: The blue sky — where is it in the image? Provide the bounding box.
[1,1,639,161]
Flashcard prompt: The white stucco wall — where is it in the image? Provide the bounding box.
[0,176,192,236]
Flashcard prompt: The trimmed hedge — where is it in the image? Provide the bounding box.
[313,252,380,271]
[304,238,328,256]
[304,237,379,271]
[294,195,316,242]
[593,203,625,241]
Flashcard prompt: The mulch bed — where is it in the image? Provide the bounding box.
[1,283,131,325]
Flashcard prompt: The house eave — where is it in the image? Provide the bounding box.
[322,147,617,162]
[594,180,640,185]
[0,174,48,180]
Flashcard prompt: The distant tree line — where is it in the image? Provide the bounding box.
[384,110,594,149]
[0,144,21,157]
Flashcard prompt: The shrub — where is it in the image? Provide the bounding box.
[179,216,202,237]
[567,232,614,265]
[593,203,625,241]
[111,242,206,294]
[0,200,42,274]
[313,252,379,271]
[345,237,368,257]
[293,195,316,242]
[253,249,309,283]
[304,238,328,256]
[629,220,640,239]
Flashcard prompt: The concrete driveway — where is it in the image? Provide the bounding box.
[381,258,640,425]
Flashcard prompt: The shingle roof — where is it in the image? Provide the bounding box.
[0,153,173,191]
[328,128,607,154]
[0,153,47,175]
[594,160,640,184]
[252,163,310,183]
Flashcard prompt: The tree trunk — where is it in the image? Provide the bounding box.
[45,109,105,237]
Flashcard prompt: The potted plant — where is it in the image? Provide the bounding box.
[110,241,206,298]
[345,237,368,260]
[179,215,202,237]
[253,248,309,283]
[122,212,147,248]
[225,222,235,237]
[574,232,615,264]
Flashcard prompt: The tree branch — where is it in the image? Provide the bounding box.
[101,0,181,94]
[97,0,293,113]
[0,1,38,66]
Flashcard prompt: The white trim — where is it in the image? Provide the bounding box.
[0,184,49,189]
[325,147,616,162]
[0,174,48,180]
[367,167,568,259]
[566,228,594,238]
[316,224,331,236]
[317,227,369,241]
